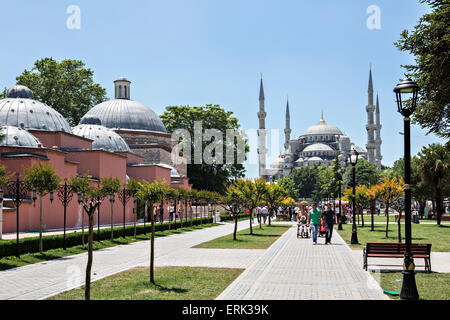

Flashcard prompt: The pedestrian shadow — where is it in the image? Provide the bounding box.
[154,284,188,294]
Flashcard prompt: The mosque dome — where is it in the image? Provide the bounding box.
[308,156,323,162]
[301,112,342,137]
[0,125,41,147]
[73,120,131,152]
[0,85,72,133]
[303,143,334,153]
[80,78,167,133]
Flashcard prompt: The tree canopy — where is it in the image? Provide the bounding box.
[2,58,107,126]
[394,0,450,138]
[160,104,248,194]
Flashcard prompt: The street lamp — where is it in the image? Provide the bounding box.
[6,174,28,257]
[57,179,74,250]
[117,188,131,238]
[394,74,420,300]
[348,148,359,244]
[338,168,345,231]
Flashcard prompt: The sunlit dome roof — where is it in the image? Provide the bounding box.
[301,112,342,136]
[80,78,166,133]
[0,85,72,133]
[0,125,41,147]
[303,143,334,152]
[308,156,323,161]
[73,121,130,152]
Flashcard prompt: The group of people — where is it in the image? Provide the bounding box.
[295,202,338,245]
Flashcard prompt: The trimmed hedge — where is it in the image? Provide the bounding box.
[0,217,213,258]
[219,213,250,222]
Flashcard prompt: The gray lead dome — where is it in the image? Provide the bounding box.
[0,125,42,147]
[0,85,72,133]
[81,99,167,133]
[72,123,131,152]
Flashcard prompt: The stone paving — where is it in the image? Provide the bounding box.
[216,224,388,300]
[0,220,392,300]
[0,221,253,300]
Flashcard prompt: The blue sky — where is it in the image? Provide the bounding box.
[0,0,446,178]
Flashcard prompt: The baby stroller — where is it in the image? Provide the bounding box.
[318,217,326,237]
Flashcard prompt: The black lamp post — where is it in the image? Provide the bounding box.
[6,174,28,257]
[394,75,420,300]
[57,179,73,250]
[117,188,131,238]
[349,149,359,244]
[332,177,336,213]
[338,168,345,230]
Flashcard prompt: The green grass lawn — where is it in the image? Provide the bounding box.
[375,272,450,300]
[47,266,243,300]
[193,224,291,249]
[336,223,450,252]
[0,223,220,271]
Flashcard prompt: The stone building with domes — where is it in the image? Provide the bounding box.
[258,67,382,181]
[0,79,190,234]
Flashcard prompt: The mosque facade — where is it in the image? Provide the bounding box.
[258,67,382,181]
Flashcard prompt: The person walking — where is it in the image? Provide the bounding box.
[261,206,269,224]
[256,206,261,224]
[159,205,164,223]
[308,202,321,245]
[322,202,337,244]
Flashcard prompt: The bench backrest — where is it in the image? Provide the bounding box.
[366,243,431,255]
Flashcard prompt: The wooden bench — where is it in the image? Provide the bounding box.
[363,242,432,273]
[276,214,289,220]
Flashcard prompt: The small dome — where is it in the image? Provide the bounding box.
[72,124,130,152]
[6,85,34,99]
[0,125,41,147]
[303,143,334,152]
[308,156,323,162]
[0,86,72,133]
[170,167,180,177]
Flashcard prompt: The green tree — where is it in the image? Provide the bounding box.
[137,179,167,284]
[160,105,248,194]
[23,162,61,254]
[12,58,107,126]
[394,0,450,138]
[100,177,121,240]
[0,165,13,240]
[344,159,380,189]
[277,176,299,200]
[263,184,288,226]
[288,165,320,199]
[69,174,91,246]
[417,143,450,225]
[377,177,404,238]
[77,183,102,300]
[224,182,246,240]
[126,177,141,238]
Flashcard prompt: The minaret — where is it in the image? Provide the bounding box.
[284,96,291,151]
[375,92,383,168]
[365,65,376,165]
[257,74,267,178]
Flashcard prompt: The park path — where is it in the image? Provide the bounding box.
[216,224,388,300]
[0,220,257,300]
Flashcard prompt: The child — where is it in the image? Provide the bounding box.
[319,215,326,237]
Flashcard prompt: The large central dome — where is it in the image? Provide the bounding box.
[80,78,167,133]
[301,113,342,136]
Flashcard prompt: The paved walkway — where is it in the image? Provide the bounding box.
[216,225,388,300]
[0,220,390,300]
[0,221,254,300]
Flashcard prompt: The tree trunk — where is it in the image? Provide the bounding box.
[233,215,238,240]
[149,202,155,284]
[110,202,114,240]
[249,208,253,235]
[397,212,402,243]
[82,206,85,246]
[385,201,390,238]
[133,203,137,238]
[370,202,375,231]
[85,211,94,300]
[39,196,43,254]
[268,209,272,226]
[435,187,443,226]
[360,208,364,228]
